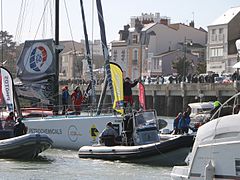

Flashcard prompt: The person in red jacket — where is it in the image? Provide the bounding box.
[71,86,84,115]
[4,111,15,130]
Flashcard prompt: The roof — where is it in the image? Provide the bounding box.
[188,102,214,109]
[129,23,157,33]
[209,6,240,26]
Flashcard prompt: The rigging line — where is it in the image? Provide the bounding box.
[1,0,3,64]
[49,0,54,38]
[33,0,50,40]
[16,0,30,43]
[14,0,24,42]
[42,0,47,39]
[28,0,34,34]
[63,0,76,53]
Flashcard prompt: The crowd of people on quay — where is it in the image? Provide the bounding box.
[142,71,239,85]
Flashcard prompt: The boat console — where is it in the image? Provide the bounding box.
[122,110,159,146]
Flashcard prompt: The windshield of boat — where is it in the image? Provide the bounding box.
[134,111,157,128]
[197,108,213,114]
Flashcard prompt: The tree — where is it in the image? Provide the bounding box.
[0,31,18,77]
[196,60,206,74]
[172,57,192,76]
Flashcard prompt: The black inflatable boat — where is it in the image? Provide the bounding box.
[78,110,194,166]
[0,131,53,159]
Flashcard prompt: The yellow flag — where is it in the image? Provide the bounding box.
[110,62,124,114]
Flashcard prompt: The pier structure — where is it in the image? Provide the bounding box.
[93,82,240,116]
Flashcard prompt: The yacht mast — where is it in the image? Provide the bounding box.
[80,0,96,105]
[95,0,114,115]
[55,0,59,109]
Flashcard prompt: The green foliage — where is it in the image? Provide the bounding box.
[172,57,191,76]
[196,61,206,74]
[0,31,18,77]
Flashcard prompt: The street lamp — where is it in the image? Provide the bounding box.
[183,37,193,82]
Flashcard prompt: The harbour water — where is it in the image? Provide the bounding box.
[1,118,175,180]
[1,149,172,180]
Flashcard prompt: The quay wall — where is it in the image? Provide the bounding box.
[92,82,240,116]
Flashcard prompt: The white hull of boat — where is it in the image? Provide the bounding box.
[23,114,123,150]
[171,113,240,180]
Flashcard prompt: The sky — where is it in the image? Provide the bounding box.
[2,0,240,44]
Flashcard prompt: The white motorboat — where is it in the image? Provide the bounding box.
[171,92,240,179]
[188,102,214,122]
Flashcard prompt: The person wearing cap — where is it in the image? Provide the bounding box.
[13,118,28,137]
[71,86,84,115]
[99,122,119,146]
[123,77,140,109]
[62,86,69,115]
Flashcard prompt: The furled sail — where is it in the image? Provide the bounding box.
[15,39,56,104]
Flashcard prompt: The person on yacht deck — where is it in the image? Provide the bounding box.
[123,77,140,109]
[71,86,84,115]
[62,86,69,115]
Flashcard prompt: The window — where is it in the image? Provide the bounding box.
[219,28,223,34]
[113,50,117,61]
[211,29,217,41]
[133,35,138,44]
[235,159,240,176]
[210,47,223,57]
[121,50,125,61]
[133,49,138,64]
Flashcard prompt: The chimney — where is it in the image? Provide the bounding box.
[160,18,169,25]
[189,20,195,28]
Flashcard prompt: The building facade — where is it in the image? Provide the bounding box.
[207,6,240,74]
[111,13,207,80]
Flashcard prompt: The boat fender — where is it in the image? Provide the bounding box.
[204,160,215,180]
[89,149,92,152]
[112,149,116,152]
[138,147,143,150]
